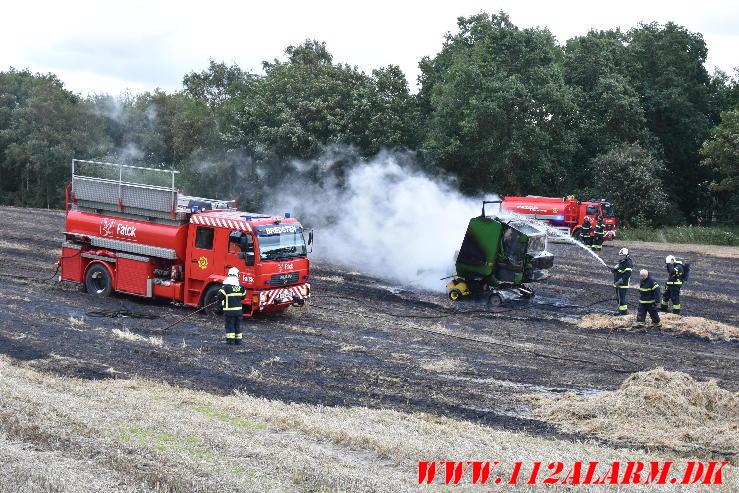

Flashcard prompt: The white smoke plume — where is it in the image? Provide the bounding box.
[265,149,496,292]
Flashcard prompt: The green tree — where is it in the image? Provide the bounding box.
[624,22,718,222]
[700,103,739,224]
[563,30,657,187]
[183,60,257,110]
[0,69,108,208]
[228,40,415,162]
[701,104,739,192]
[418,12,577,195]
[587,144,670,227]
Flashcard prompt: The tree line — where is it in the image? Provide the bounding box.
[0,12,737,227]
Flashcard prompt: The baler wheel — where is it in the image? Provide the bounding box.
[486,293,503,308]
[448,289,463,301]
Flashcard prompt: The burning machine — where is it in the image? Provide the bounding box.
[447,201,554,305]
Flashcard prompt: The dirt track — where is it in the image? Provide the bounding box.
[1,206,737,450]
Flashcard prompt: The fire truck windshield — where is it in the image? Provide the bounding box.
[254,224,307,261]
[601,204,615,218]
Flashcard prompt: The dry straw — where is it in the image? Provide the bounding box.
[0,357,737,491]
[576,313,739,342]
[530,367,739,455]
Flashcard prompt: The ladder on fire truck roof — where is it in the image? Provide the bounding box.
[70,159,235,224]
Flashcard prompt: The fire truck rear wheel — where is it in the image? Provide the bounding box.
[202,284,224,316]
[84,264,112,297]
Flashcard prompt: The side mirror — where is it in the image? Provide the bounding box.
[304,229,314,254]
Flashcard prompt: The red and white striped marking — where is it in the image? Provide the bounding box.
[190,214,251,231]
[259,283,310,307]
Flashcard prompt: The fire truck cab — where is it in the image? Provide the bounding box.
[59,160,311,316]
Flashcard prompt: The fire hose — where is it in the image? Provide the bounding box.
[0,249,82,281]
[155,299,221,333]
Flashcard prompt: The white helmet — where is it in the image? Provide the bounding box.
[665,255,676,264]
[618,248,629,256]
[227,267,239,277]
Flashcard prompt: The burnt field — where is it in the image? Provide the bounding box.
[1,206,737,445]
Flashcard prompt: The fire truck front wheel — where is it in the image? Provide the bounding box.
[202,284,224,316]
[85,264,113,297]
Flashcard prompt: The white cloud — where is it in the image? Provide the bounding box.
[1,0,736,95]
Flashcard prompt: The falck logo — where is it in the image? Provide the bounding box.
[101,219,115,237]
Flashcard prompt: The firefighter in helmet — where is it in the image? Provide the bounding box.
[610,248,633,315]
[635,269,662,328]
[217,267,246,345]
[661,255,684,315]
[580,218,593,246]
[592,217,606,252]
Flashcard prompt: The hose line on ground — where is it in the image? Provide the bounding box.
[0,248,81,281]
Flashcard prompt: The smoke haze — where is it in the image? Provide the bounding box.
[265,149,496,292]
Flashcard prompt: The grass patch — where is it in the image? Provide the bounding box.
[618,225,739,246]
[115,426,212,461]
[1,355,737,491]
[193,405,267,430]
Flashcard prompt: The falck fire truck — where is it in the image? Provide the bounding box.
[501,195,617,240]
[59,159,312,316]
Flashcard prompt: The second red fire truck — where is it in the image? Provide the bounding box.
[501,195,617,240]
[59,159,311,316]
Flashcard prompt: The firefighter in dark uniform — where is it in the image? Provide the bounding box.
[217,267,246,345]
[580,218,593,246]
[661,255,684,315]
[610,248,633,315]
[635,269,662,328]
[592,217,606,252]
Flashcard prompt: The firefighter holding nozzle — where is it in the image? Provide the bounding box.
[611,248,633,315]
[661,255,684,315]
[592,217,606,252]
[217,267,246,345]
[634,269,662,328]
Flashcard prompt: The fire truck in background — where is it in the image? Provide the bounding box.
[501,195,617,240]
[59,159,312,316]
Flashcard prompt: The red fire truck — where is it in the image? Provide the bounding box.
[500,195,617,240]
[59,160,311,316]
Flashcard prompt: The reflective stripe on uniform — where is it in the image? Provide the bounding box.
[673,304,681,309]
[223,293,243,310]
[639,300,656,303]
[226,333,236,339]
[619,305,627,310]
[667,281,683,285]
[221,288,244,310]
